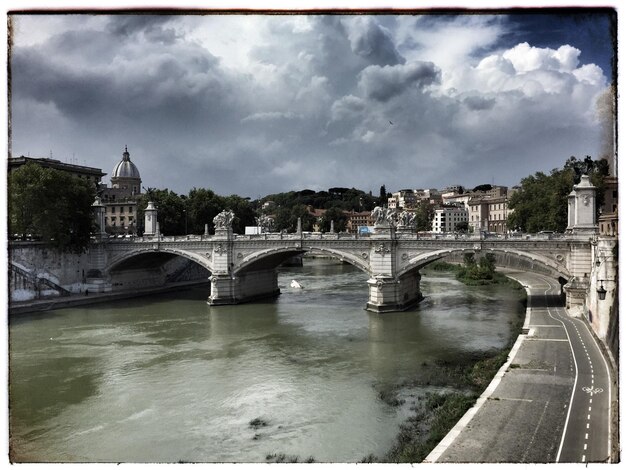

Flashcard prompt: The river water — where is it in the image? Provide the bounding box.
[9,259,525,463]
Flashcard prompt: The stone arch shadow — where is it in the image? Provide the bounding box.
[235,246,371,276]
[105,248,213,293]
[397,247,571,285]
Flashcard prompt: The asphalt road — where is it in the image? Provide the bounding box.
[425,271,613,463]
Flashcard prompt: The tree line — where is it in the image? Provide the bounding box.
[8,155,610,252]
[507,156,609,233]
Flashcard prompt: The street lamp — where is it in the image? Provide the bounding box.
[597,281,607,300]
[183,209,188,235]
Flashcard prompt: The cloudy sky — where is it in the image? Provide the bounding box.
[9,8,616,198]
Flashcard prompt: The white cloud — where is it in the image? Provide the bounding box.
[9,13,613,198]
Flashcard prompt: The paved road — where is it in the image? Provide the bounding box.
[425,271,613,463]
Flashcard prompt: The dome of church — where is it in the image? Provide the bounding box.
[112,146,141,179]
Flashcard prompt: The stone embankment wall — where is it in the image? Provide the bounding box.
[9,242,210,303]
[440,252,555,277]
[585,237,619,365]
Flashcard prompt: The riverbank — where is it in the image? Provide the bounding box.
[424,270,616,463]
[8,280,210,316]
[367,267,527,463]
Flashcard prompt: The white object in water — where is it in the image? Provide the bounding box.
[290,279,303,289]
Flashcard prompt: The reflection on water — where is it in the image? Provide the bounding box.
[9,259,524,463]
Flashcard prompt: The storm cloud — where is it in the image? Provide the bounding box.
[9,12,615,198]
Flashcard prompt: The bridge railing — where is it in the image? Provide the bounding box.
[98,231,581,244]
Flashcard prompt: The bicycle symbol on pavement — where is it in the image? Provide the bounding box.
[582,386,604,396]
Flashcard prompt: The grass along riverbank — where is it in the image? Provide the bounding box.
[366,264,527,463]
[253,264,526,464]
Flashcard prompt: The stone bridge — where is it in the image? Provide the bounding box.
[9,175,605,313]
[95,227,594,312]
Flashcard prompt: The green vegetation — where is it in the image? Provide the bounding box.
[249,417,269,429]
[456,253,497,285]
[507,155,608,233]
[383,392,479,463]
[137,187,256,235]
[265,453,315,463]
[427,256,526,289]
[375,348,519,463]
[365,271,527,463]
[8,162,96,252]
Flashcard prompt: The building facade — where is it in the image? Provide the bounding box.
[99,147,142,235]
[346,210,374,234]
[8,155,106,189]
[431,206,468,233]
[487,196,509,233]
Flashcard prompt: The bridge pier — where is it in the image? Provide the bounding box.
[366,271,423,313]
[208,269,281,306]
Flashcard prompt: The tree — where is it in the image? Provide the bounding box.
[8,162,96,252]
[274,204,315,232]
[379,185,387,207]
[136,188,186,235]
[319,206,348,232]
[414,202,434,232]
[186,187,223,234]
[507,156,609,233]
[223,194,256,233]
[457,252,496,282]
[456,221,469,233]
[472,184,492,192]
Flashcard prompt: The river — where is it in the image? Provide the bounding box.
[9,258,525,463]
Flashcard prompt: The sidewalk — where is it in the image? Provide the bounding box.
[8,280,210,315]
[424,271,604,463]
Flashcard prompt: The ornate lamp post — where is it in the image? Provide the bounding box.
[597,281,607,300]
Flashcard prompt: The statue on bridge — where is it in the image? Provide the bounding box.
[372,206,398,228]
[213,210,235,230]
[397,210,416,229]
[255,214,275,233]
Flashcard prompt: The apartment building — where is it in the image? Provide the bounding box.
[432,206,468,233]
[388,189,418,209]
[346,210,374,234]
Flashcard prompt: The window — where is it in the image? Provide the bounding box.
[111,206,116,213]
[121,206,125,213]
[111,217,117,223]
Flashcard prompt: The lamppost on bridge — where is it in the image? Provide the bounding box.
[597,281,607,300]
[183,209,188,235]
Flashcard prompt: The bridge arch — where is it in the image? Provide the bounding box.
[235,246,371,275]
[397,247,571,280]
[105,247,213,274]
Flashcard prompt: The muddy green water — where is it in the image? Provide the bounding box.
[9,259,524,462]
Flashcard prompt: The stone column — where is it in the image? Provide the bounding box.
[568,175,598,233]
[207,232,235,305]
[566,191,576,230]
[91,196,107,239]
[366,271,422,313]
[365,228,423,312]
[144,201,158,236]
